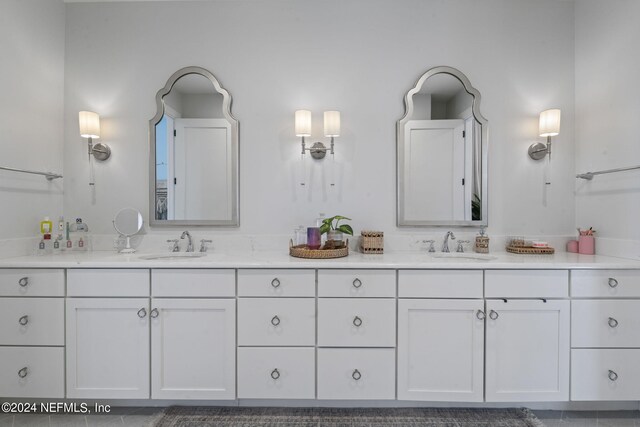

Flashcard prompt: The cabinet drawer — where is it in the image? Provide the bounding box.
[317,348,395,400]
[238,298,315,346]
[571,349,640,401]
[0,347,64,398]
[572,270,640,297]
[0,269,64,297]
[0,298,64,346]
[238,269,315,297]
[152,269,235,297]
[398,270,483,298]
[318,270,395,297]
[485,270,568,298]
[572,300,640,348]
[67,269,149,297]
[237,347,315,399]
[318,298,396,347]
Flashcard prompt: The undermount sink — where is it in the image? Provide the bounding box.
[430,252,497,261]
[138,253,208,260]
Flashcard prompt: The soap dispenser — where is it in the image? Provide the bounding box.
[475,227,490,253]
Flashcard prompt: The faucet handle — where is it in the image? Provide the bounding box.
[422,240,436,253]
[166,239,180,252]
[456,240,470,253]
[200,239,212,253]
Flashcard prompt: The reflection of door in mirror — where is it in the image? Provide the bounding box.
[399,68,486,226]
[154,73,232,221]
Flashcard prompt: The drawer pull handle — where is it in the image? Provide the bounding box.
[476,310,486,320]
[271,368,280,380]
[352,369,362,381]
[489,310,499,320]
[18,277,29,287]
[352,278,362,289]
[608,370,618,381]
[137,308,147,318]
[353,316,363,327]
[271,278,281,288]
[608,317,619,328]
[608,278,619,288]
[18,315,29,326]
[271,315,281,326]
[18,367,28,378]
[150,308,159,319]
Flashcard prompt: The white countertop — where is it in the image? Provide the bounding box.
[1,250,639,269]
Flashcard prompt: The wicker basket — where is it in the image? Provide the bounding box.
[360,231,384,254]
[506,245,555,255]
[289,239,349,259]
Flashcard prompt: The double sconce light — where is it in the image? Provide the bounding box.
[295,110,340,159]
[79,111,111,161]
[528,108,561,161]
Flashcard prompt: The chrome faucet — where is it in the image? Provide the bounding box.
[181,231,194,252]
[442,231,456,253]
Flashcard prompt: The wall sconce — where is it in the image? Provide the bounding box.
[528,108,561,161]
[79,111,111,161]
[295,110,340,159]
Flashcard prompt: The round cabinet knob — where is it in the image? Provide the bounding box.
[352,369,362,381]
[608,317,619,328]
[608,370,618,381]
[150,308,159,319]
[608,278,619,288]
[489,310,499,320]
[271,278,281,288]
[353,316,363,327]
[270,368,280,380]
[18,367,28,378]
[18,315,29,326]
[271,315,281,326]
[352,278,362,289]
[137,308,147,318]
[18,277,29,287]
[476,310,486,320]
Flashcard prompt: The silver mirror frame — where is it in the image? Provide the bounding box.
[149,66,239,227]
[397,66,488,227]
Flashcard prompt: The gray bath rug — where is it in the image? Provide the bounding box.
[152,406,544,427]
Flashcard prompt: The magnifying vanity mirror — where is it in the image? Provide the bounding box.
[397,66,488,227]
[113,208,144,253]
[149,66,239,226]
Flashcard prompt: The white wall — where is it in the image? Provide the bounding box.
[0,0,65,243]
[575,0,640,260]
[63,0,576,238]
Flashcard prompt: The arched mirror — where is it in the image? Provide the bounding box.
[397,66,488,227]
[149,66,239,226]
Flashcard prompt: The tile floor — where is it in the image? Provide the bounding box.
[1,408,639,426]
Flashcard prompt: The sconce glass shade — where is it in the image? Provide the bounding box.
[79,111,101,139]
[295,110,312,137]
[324,111,341,137]
[539,109,561,137]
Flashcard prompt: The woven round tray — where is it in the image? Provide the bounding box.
[289,239,349,259]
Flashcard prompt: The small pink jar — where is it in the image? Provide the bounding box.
[578,236,595,255]
[566,240,579,253]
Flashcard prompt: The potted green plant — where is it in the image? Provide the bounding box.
[319,215,353,248]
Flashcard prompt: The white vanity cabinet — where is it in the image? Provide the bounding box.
[66,269,151,399]
[485,299,570,402]
[150,270,236,400]
[0,268,65,398]
[397,271,484,402]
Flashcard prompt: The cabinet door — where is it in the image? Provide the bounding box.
[485,299,569,402]
[66,298,150,399]
[151,298,236,400]
[397,299,485,402]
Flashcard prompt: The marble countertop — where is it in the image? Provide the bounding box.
[0,250,639,269]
